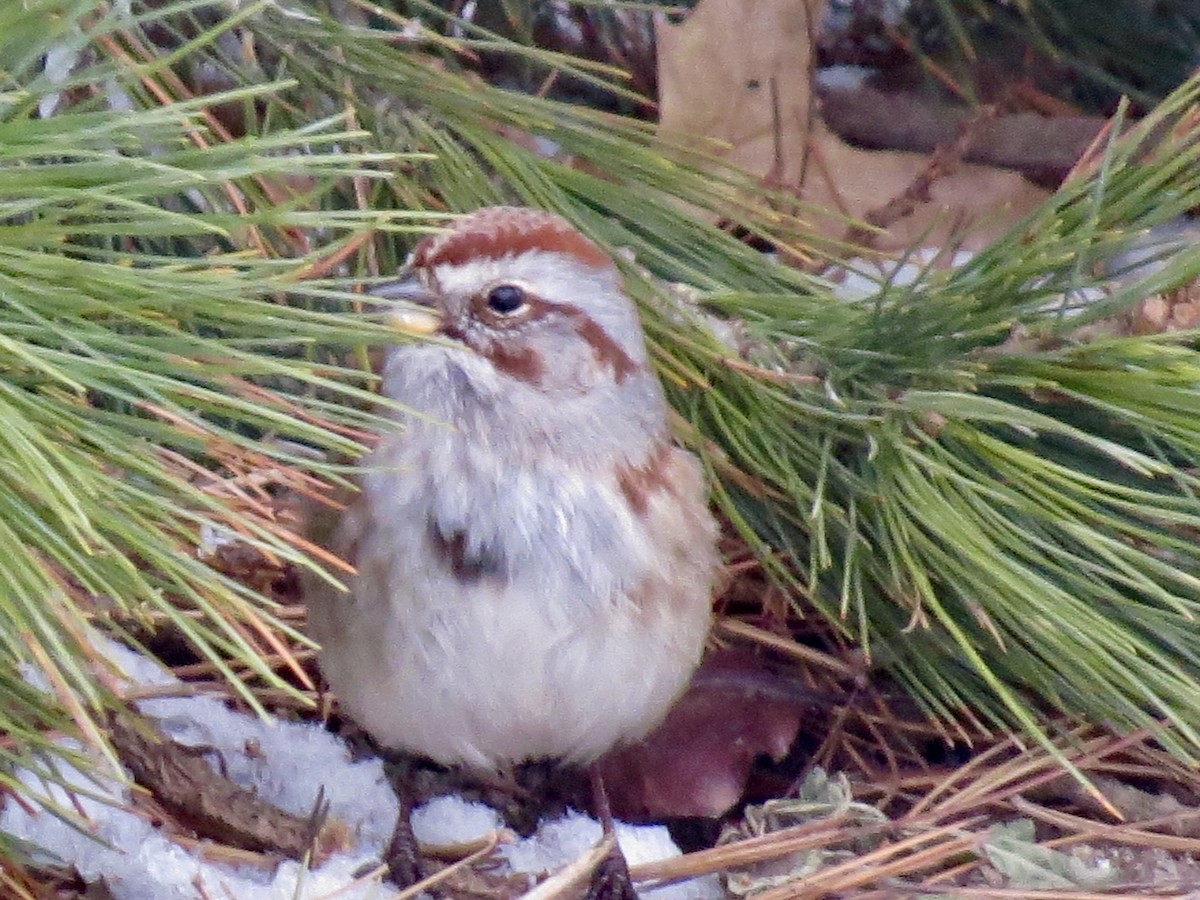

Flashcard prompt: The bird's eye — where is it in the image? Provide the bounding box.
[484,284,527,316]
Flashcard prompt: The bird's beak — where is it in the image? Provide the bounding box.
[370,277,443,337]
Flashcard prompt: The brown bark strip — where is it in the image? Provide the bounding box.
[108,713,348,863]
[817,81,1108,186]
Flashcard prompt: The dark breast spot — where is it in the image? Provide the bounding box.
[428,522,505,582]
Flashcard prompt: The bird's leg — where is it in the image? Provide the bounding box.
[584,764,639,900]
[382,755,425,889]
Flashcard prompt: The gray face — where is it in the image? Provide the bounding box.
[426,251,649,388]
[378,247,670,465]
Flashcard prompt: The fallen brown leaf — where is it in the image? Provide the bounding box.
[655,0,1051,252]
[597,650,809,820]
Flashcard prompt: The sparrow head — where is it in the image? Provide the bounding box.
[377,207,654,396]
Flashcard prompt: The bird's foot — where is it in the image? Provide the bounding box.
[584,846,639,900]
[381,755,428,890]
[383,813,426,889]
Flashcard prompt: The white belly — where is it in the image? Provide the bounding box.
[306,441,715,772]
[311,564,707,770]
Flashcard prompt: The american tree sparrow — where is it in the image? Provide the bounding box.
[305,207,718,897]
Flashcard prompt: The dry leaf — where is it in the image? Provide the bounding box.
[597,650,807,821]
[655,0,1051,252]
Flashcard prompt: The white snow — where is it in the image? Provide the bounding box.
[813,64,874,93]
[410,794,503,846]
[502,812,722,899]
